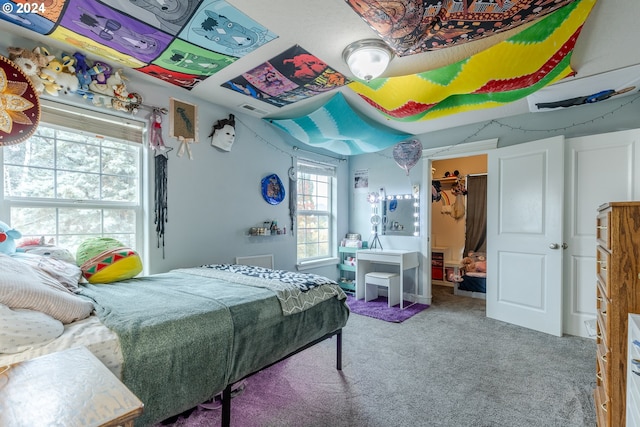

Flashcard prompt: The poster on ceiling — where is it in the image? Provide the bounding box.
[0,0,279,89]
[222,45,350,107]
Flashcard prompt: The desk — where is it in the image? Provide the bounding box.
[0,346,143,427]
[356,249,419,309]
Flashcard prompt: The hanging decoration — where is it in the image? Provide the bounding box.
[209,114,236,152]
[150,108,172,259]
[267,92,411,155]
[345,0,577,56]
[392,138,422,175]
[288,162,297,235]
[261,173,285,205]
[149,107,168,152]
[348,0,596,122]
[0,55,41,146]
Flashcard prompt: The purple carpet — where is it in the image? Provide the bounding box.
[345,295,428,322]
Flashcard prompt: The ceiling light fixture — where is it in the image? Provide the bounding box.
[342,39,394,82]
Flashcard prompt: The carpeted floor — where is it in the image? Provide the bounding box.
[157,285,597,427]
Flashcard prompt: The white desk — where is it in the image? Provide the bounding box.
[356,249,419,309]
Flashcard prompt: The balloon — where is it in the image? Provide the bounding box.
[393,139,422,175]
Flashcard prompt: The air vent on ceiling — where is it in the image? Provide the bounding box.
[239,103,269,116]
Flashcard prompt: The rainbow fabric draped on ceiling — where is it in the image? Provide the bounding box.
[347,0,597,122]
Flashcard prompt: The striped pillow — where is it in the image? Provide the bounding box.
[0,254,93,324]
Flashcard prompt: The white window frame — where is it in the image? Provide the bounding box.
[0,102,146,261]
[295,159,338,270]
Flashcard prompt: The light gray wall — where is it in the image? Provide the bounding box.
[128,78,351,277]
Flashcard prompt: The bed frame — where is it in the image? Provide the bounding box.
[220,329,342,426]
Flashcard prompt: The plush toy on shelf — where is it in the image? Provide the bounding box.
[0,220,22,255]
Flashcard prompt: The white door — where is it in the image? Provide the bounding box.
[487,136,564,336]
[563,129,640,337]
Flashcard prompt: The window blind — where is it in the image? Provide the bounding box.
[297,159,336,177]
[40,99,146,144]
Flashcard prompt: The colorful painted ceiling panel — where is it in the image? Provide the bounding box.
[0,0,278,89]
[223,45,351,108]
[345,0,578,56]
[348,0,596,122]
[266,92,411,156]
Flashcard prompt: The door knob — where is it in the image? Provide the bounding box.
[562,243,568,249]
[549,243,559,249]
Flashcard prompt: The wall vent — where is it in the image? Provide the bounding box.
[239,103,269,116]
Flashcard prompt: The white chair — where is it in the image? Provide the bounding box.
[364,272,400,308]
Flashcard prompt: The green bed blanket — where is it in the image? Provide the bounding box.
[78,269,349,427]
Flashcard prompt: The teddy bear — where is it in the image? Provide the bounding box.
[0,220,22,255]
[460,256,476,273]
[7,46,55,94]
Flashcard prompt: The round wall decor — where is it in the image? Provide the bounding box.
[0,56,41,146]
[261,173,285,205]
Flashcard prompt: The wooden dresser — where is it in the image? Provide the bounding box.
[595,202,640,427]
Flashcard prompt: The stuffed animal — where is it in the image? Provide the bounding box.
[7,46,55,94]
[0,220,22,255]
[460,256,476,273]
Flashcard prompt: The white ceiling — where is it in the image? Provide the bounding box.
[1,0,639,137]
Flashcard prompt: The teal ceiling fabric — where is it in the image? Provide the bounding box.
[265,93,411,156]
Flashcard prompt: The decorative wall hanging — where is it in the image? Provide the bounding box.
[345,0,577,56]
[261,173,285,205]
[0,55,41,146]
[209,114,236,152]
[0,0,277,90]
[347,0,596,122]
[392,139,422,175]
[222,45,350,107]
[266,92,411,155]
[170,98,198,159]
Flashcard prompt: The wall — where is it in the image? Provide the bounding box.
[133,79,350,277]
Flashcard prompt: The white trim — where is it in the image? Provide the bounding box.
[422,138,498,159]
[296,257,339,271]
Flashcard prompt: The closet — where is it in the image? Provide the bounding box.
[430,156,487,299]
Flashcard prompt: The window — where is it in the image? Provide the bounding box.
[296,159,336,264]
[1,102,144,256]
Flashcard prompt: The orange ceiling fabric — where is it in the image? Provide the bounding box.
[347,0,596,122]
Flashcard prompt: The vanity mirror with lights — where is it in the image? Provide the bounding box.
[378,188,420,236]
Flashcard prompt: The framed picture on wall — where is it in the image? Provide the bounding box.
[169,98,198,142]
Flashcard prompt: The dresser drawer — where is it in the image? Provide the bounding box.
[597,341,611,390]
[595,384,609,427]
[597,210,610,249]
[596,247,610,297]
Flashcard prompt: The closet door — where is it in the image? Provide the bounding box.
[487,136,565,336]
[563,129,640,337]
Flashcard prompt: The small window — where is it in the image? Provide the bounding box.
[1,104,144,256]
[296,159,336,264]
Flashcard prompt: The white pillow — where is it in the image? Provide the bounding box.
[0,254,93,324]
[12,253,83,292]
[0,303,64,353]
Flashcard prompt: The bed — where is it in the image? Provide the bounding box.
[453,272,487,299]
[0,256,349,427]
[452,252,487,300]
